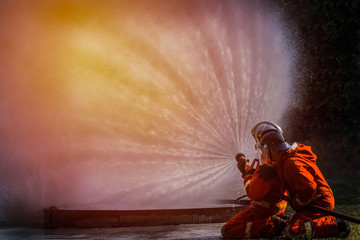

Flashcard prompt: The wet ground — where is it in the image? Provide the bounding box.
[0,223,225,240]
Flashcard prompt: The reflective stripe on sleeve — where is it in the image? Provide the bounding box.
[311,194,322,201]
[244,180,251,189]
[296,194,323,207]
[295,197,309,207]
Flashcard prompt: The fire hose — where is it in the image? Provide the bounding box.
[275,193,360,224]
[217,194,360,224]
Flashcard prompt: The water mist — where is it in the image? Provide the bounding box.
[0,0,292,224]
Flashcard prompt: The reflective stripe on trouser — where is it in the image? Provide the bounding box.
[221,207,273,238]
[285,210,338,238]
[245,221,252,238]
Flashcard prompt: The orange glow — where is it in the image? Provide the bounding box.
[0,0,292,216]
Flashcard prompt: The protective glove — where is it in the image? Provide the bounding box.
[257,164,277,180]
[236,158,247,175]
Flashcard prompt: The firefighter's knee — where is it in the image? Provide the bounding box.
[221,225,230,238]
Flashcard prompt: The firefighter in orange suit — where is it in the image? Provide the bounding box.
[255,129,350,238]
[221,152,288,238]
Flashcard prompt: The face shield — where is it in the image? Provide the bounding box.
[257,144,270,166]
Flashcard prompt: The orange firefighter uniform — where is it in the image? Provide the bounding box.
[275,143,339,238]
[221,162,288,238]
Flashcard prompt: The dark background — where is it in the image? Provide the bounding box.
[270,0,360,204]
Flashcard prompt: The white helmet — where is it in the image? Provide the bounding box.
[251,121,284,144]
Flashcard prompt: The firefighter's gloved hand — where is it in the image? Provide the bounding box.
[236,158,247,175]
[258,164,277,180]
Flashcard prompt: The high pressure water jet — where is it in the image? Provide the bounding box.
[0,0,292,224]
